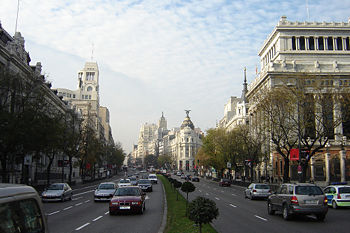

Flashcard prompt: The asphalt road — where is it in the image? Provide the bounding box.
[174,175,350,233]
[42,173,164,233]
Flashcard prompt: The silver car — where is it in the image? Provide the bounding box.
[94,182,117,202]
[129,176,138,186]
[244,183,271,200]
[41,183,73,202]
[267,183,328,221]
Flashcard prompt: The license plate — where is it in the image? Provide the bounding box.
[119,206,130,209]
[305,200,318,204]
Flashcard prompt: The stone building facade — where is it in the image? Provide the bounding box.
[246,16,350,184]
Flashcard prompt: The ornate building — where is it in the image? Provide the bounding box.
[247,16,350,184]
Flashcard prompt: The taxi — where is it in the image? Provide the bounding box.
[324,183,350,209]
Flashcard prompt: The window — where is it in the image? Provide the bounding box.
[299,36,305,50]
[89,95,91,99]
[86,72,95,81]
[292,36,296,50]
[336,37,343,50]
[73,94,75,98]
[0,199,45,233]
[346,37,350,50]
[309,37,315,50]
[87,86,93,92]
[318,37,324,50]
[327,37,333,50]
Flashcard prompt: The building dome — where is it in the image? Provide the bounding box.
[181,116,194,130]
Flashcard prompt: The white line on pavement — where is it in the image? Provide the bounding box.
[105,211,109,215]
[221,191,224,193]
[75,202,83,206]
[74,190,95,196]
[206,193,209,196]
[229,204,237,208]
[255,215,268,221]
[231,193,236,196]
[92,216,103,222]
[199,190,202,192]
[215,197,220,200]
[84,200,90,203]
[75,223,90,231]
[63,206,73,210]
[48,211,60,216]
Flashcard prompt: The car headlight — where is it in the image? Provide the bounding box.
[110,201,119,205]
[132,201,141,205]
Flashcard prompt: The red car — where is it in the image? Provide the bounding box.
[109,186,146,215]
[219,178,231,187]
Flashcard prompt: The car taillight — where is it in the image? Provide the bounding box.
[324,196,328,205]
[291,196,298,204]
[253,189,257,192]
[337,193,341,199]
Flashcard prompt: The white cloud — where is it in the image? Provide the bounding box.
[0,0,348,152]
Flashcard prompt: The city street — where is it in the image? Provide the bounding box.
[42,174,164,233]
[174,175,350,233]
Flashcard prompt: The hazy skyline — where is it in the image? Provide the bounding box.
[1,0,349,153]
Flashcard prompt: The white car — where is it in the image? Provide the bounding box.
[148,174,158,184]
[118,179,131,187]
[94,182,117,201]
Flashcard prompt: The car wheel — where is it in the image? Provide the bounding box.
[140,203,145,214]
[316,213,326,221]
[282,204,290,220]
[267,202,275,215]
[332,200,338,209]
[109,209,114,215]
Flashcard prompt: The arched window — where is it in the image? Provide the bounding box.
[87,86,93,91]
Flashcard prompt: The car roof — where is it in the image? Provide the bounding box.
[99,182,115,185]
[118,186,140,189]
[328,185,350,188]
[0,184,38,198]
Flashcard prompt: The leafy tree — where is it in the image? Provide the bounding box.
[157,154,173,169]
[188,196,219,233]
[181,181,196,216]
[144,154,157,168]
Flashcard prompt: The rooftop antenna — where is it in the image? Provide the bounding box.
[91,42,94,61]
[15,0,20,33]
[306,0,310,21]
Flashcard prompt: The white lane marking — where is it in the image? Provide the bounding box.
[48,211,60,216]
[221,191,224,193]
[75,223,90,231]
[84,200,90,203]
[72,197,83,201]
[230,204,237,208]
[199,190,202,193]
[231,193,236,196]
[75,202,83,206]
[215,197,220,200]
[206,193,209,196]
[105,211,109,215]
[255,215,268,221]
[92,216,103,222]
[74,190,95,196]
[63,206,73,210]
[146,196,150,200]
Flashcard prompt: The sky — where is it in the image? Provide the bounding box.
[1,0,349,153]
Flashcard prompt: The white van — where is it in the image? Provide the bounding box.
[148,174,158,184]
[0,183,49,233]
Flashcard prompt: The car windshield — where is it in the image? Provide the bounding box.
[138,180,151,184]
[339,187,350,194]
[115,188,141,196]
[222,179,230,182]
[149,175,156,178]
[47,184,63,190]
[255,185,270,189]
[130,177,136,181]
[119,179,130,183]
[98,184,115,189]
[295,186,323,195]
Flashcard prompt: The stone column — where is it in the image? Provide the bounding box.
[333,37,337,50]
[325,151,330,184]
[340,150,346,183]
[315,37,319,50]
[306,37,309,50]
[296,37,300,50]
[310,157,315,181]
[324,37,328,50]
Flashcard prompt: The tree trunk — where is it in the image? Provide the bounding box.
[199,223,202,233]
[186,193,188,216]
[1,155,9,183]
[250,165,254,183]
[46,156,54,185]
[301,162,309,183]
[68,156,73,184]
[283,159,290,183]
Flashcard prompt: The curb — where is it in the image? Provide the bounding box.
[158,178,167,233]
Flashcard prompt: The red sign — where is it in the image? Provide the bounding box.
[290,149,299,161]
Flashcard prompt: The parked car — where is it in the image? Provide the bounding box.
[41,183,73,202]
[177,171,182,176]
[94,182,117,202]
[186,174,192,180]
[324,184,350,209]
[130,176,138,186]
[118,179,131,187]
[180,174,186,179]
[219,178,231,187]
[191,176,200,182]
[148,174,158,184]
[0,183,49,233]
[267,183,328,221]
[109,186,146,215]
[138,179,153,192]
[244,183,271,200]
